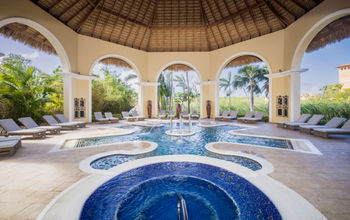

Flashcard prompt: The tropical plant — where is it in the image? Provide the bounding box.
[0,54,61,122]
[219,71,234,110]
[233,65,269,113]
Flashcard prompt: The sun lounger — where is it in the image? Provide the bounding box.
[237,111,254,123]
[18,117,61,134]
[243,112,264,124]
[0,136,21,156]
[159,110,166,119]
[168,111,175,119]
[55,114,86,128]
[104,112,119,123]
[276,114,311,128]
[132,111,145,121]
[182,110,189,119]
[43,115,78,130]
[313,119,350,138]
[300,117,346,134]
[215,110,229,121]
[191,110,199,120]
[122,111,136,122]
[94,112,110,123]
[0,119,46,139]
[284,114,324,130]
[222,110,238,122]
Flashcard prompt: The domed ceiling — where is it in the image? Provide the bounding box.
[29,0,322,52]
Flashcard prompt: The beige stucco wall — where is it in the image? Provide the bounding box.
[1,0,350,122]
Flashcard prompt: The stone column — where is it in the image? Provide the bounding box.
[201,81,217,119]
[140,82,159,118]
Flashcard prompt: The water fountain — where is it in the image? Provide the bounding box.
[165,108,195,136]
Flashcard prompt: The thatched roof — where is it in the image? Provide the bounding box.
[225,55,262,68]
[164,64,194,72]
[30,0,322,52]
[306,15,350,53]
[0,22,56,55]
[98,57,132,69]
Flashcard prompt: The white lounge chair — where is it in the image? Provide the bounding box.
[243,112,264,124]
[94,112,110,123]
[182,110,190,119]
[284,114,324,130]
[222,110,238,121]
[159,110,166,119]
[237,111,254,123]
[0,119,46,139]
[191,110,199,120]
[55,114,86,128]
[215,110,229,121]
[0,136,21,156]
[19,117,61,134]
[168,111,175,119]
[276,114,311,128]
[104,112,119,123]
[300,117,346,134]
[313,119,350,138]
[132,111,145,121]
[43,115,78,130]
[122,111,136,122]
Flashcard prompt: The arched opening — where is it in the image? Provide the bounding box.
[156,63,201,118]
[0,17,71,72]
[298,15,350,122]
[216,55,270,118]
[89,56,141,119]
[0,21,64,122]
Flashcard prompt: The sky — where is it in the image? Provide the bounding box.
[0,34,349,96]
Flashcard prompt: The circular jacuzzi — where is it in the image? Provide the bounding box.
[81,162,281,220]
[38,155,326,220]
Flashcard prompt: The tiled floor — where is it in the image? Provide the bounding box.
[0,121,349,220]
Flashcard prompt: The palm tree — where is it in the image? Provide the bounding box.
[219,71,234,110]
[233,65,269,113]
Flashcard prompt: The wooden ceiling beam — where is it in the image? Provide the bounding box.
[76,0,103,32]
[108,0,128,41]
[48,0,65,11]
[261,0,288,27]
[271,0,296,21]
[131,0,152,47]
[199,0,219,49]
[222,0,242,42]
[124,0,145,46]
[98,0,118,39]
[59,0,81,20]
[232,0,252,39]
[91,0,105,36]
[289,0,307,12]
[115,0,137,44]
[198,0,210,50]
[212,0,234,44]
[242,0,261,36]
[203,0,226,47]
[256,0,272,33]
[145,0,158,51]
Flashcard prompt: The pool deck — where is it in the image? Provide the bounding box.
[0,120,349,220]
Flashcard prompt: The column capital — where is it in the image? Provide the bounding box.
[265,68,308,79]
[201,80,217,85]
[139,81,159,86]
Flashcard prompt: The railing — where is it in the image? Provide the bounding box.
[177,193,189,220]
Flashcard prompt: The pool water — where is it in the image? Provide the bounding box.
[80,162,282,220]
[84,124,292,171]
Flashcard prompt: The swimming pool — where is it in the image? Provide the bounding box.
[64,124,295,171]
[80,161,281,220]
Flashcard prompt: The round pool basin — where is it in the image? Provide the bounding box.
[80,162,281,220]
